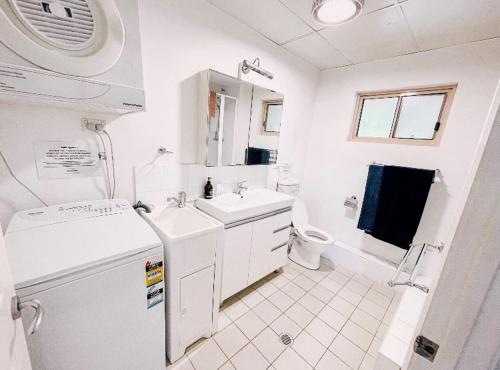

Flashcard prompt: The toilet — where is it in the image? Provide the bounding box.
[278,178,334,270]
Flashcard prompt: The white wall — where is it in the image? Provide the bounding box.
[0,0,319,228]
[301,38,500,264]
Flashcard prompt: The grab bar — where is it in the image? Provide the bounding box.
[388,242,444,293]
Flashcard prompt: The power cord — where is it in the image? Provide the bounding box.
[95,132,113,199]
[86,120,116,199]
[102,129,116,199]
[0,148,48,206]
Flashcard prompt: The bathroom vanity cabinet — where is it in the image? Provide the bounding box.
[220,210,292,302]
[195,188,294,302]
[159,230,223,362]
[139,206,224,363]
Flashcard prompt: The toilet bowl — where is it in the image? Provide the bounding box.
[289,197,334,270]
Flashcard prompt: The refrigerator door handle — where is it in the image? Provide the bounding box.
[11,296,44,335]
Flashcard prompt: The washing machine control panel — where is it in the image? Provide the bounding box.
[7,199,134,232]
[56,201,131,216]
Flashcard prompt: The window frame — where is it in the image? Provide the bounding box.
[350,85,457,146]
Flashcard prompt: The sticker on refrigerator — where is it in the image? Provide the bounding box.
[147,283,164,309]
[145,259,163,287]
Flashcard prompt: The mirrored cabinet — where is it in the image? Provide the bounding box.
[197,70,283,166]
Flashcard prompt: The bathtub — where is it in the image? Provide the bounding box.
[322,241,428,370]
[322,240,408,295]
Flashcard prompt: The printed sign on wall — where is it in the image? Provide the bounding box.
[33,141,101,180]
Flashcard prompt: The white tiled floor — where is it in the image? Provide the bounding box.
[168,261,400,370]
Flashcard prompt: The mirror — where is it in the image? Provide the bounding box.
[198,70,283,166]
[247,85,283,165]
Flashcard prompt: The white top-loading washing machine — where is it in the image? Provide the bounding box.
[5,199,166,370]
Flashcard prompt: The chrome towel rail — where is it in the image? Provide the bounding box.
[367,162,442,183]
[388,242,444,293]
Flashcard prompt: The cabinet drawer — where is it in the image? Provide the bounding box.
[273,227,290,247]
[273,211,292,231]
[269,241,288,271]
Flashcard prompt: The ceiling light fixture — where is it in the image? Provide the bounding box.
[312,0,364,25]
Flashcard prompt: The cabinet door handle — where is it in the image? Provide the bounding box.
[273,225,291,233]
[271,242,289,252]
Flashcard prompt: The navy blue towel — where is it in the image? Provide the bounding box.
[357,165,435,250]
[357,165,384,233]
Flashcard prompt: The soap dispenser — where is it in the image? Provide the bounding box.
[204,177,214,199]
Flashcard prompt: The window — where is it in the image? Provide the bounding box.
[351,85,456,145]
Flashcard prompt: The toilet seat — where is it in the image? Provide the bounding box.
[286,195,334,270]
[296,225,334,245]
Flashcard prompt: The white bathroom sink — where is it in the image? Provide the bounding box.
[142,204,223,242]
[196,188,294,224]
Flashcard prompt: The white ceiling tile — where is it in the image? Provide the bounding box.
[401,0,500,50]
[364,0,397,14]
[207,0,499,69]
[278,0,325,31]
[207,0,313,44]
[283,33,352,69]
[319,6,419,63]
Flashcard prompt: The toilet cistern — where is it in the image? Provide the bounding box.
[277,178,334,270]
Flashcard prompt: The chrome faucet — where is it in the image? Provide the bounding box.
[235,181,248,197]
[167,191,187,208]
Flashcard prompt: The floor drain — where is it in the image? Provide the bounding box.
[279,333,293,346]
